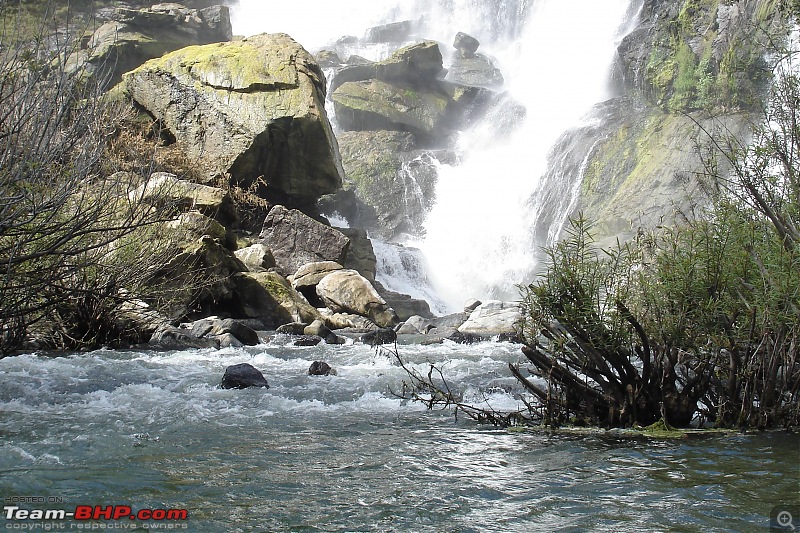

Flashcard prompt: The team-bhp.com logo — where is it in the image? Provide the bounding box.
[4,505,188,521]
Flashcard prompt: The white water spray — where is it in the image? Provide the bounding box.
[231,0,640,313]
[416,0,638,310]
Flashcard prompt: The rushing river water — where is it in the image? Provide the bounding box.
[1,341,797,532]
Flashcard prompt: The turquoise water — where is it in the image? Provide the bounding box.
[1,340,798,532]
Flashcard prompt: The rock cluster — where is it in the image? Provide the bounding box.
[395,300,522,344]
[317,30,510,242]
[81,5,519,359]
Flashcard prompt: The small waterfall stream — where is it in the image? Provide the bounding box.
[232,0,643,312]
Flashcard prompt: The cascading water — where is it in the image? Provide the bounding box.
[232,0,641,312]
[412,0,641,310]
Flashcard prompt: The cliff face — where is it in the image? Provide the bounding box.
[565,0,786,245]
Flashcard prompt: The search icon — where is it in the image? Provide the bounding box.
[778,510,796,531]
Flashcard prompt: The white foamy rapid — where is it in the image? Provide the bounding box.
[231,0,640,312]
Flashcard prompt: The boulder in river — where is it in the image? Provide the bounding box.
[458,300,521,337]
[316,270,399,328]
[191,317,261,346]
[149,324,219,350]
[308,361,337,376]
[221,363,269,389]
[223,271,321,328]
[360,327,398,346]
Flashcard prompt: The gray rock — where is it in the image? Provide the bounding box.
[453,32,480,58]
[360,327,397,346]
[220,272,320,329]
[217,333,244,348]
[304,319,344,344]
[430,312,470,330]
[293,335,323,346]
[464,299,482,313]
[365,20,415,43]
[396,315,433,335]
[260,206,350,277]
[308,361,337,376]
[330,40,444,93]
[316,270,399,328]
[292,262,345,291]
[420,326,485,345]
[374,281,433,322]
[132,172,238,227]
[124,33,343,206]
[445,54,504,89]
[316,49,342,68]
[149,324,219,350]
[276,322,308,335]
[212,318,260,346]
[221,363,269,389]
[318,310,377,331]
[190,317,260,346]
[234,244,276,273]
[339,228,378,281]
[70,3,232,87]
[458,300,521,336]
[333,79,452,140]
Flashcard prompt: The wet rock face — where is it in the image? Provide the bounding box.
[124,33,344,207]
[324,131,440,241]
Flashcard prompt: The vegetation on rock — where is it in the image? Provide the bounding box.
[0,7,209,354]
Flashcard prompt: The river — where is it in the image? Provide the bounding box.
[1,341,796,531]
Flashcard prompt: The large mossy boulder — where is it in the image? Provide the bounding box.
[71,3,232,87]
[124,33,344,206]
[330,40,497,144]
[333,79,451,140]
[260,206,350,277]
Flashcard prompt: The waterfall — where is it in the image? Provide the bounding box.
[415,0,640,310]
[231,0,642,313]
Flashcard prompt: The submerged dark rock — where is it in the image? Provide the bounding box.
[221,363,269,389]
[360,327,397,346]
[308,361,337,376]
